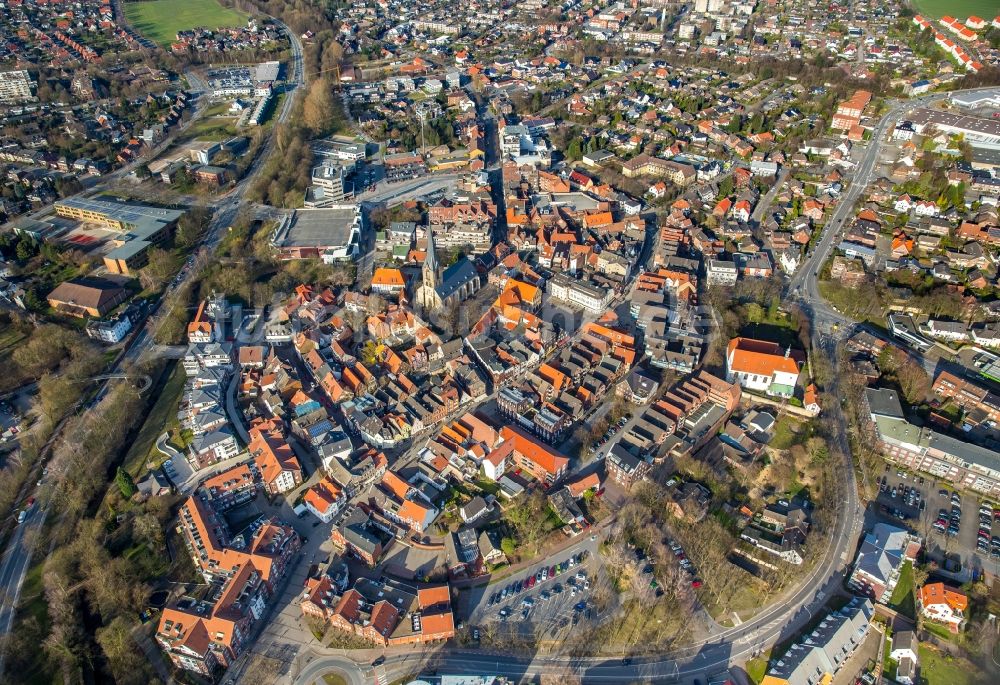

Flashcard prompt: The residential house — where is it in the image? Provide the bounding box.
[918,582,967,632]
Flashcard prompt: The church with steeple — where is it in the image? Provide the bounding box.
[414,225,482,312]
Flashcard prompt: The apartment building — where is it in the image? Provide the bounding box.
[248,419,303,495]
[493,425,569,485]
[931,370,1000,425]
[306,162,354,207]
[619,370,741,461]
[621,155,696,185]
[831,89,872,130]
[760,599,875,685]
[158,494,300,674]
[606,443,651,489]
[301,575,455,646]
[0,69,35,103]
[546,273,614,313]
[866,387,1000,496]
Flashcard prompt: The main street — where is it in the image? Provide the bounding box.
[0,19,306,676]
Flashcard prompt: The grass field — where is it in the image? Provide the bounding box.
[888,561,916,620]
[124,0,249,47]
[913,0,998,20]
[120,360,185,477]
[918,644,982,685]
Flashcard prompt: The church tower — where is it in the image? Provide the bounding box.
[422,224,438,293]
[417,225,441,310]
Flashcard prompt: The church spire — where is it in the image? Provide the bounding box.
[425,224,437,274]
[421,224,438,298]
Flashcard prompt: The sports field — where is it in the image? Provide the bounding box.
[124,0,249,47]
[913,0,997,20]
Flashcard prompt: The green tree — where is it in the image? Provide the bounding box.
[115,467,136,499]
[566,137,583,161]
[718,175,734,198]
[15,238,37,261]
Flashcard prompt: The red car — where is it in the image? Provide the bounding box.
[691,580,703,589]
[526,576,536,588]
[25,496,35,508]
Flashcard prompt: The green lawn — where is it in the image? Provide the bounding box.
[913,0,998,20]
[744,655,769,683]
[121,361,186,477]
[888,561,916,620]
[124,0,249,47]
[918,644,981,685]
[184,116,240,141]
[770,415,803,450]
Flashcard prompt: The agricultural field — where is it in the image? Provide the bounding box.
[123,0,249,47]
[913,0,998,20]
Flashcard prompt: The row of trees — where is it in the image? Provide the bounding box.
[0,358,187,684]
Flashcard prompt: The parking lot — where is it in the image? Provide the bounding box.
[484,553,600,638]
[461,536,611,640]
[873,468,1000,580]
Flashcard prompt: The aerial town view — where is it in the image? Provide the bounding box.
[1,0,1000,684]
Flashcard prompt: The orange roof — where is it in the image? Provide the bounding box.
[372,267,405,288]
[804,383,819,408]
[583,321,635,348]
[565,472,601,497]
[919,583,968,612]
[727,337,800,377]
[418,585,451,607]
[382,470,411,500]
[584,211,613,228]
[857,209,880,224]
[187,299,211,337]
[418,606,454,637]
[303,478,342,514]
[501,425,569,476]
[202,463,255,493]
[503,279,540,304]
[398,498,432,526]
[891,235,914,252]
[250,424,301,487]
[415,585,454,635]
[537,363,569,393]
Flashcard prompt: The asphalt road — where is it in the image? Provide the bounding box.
[0,505,46,637]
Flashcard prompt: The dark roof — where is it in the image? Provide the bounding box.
[437,257,479,300]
